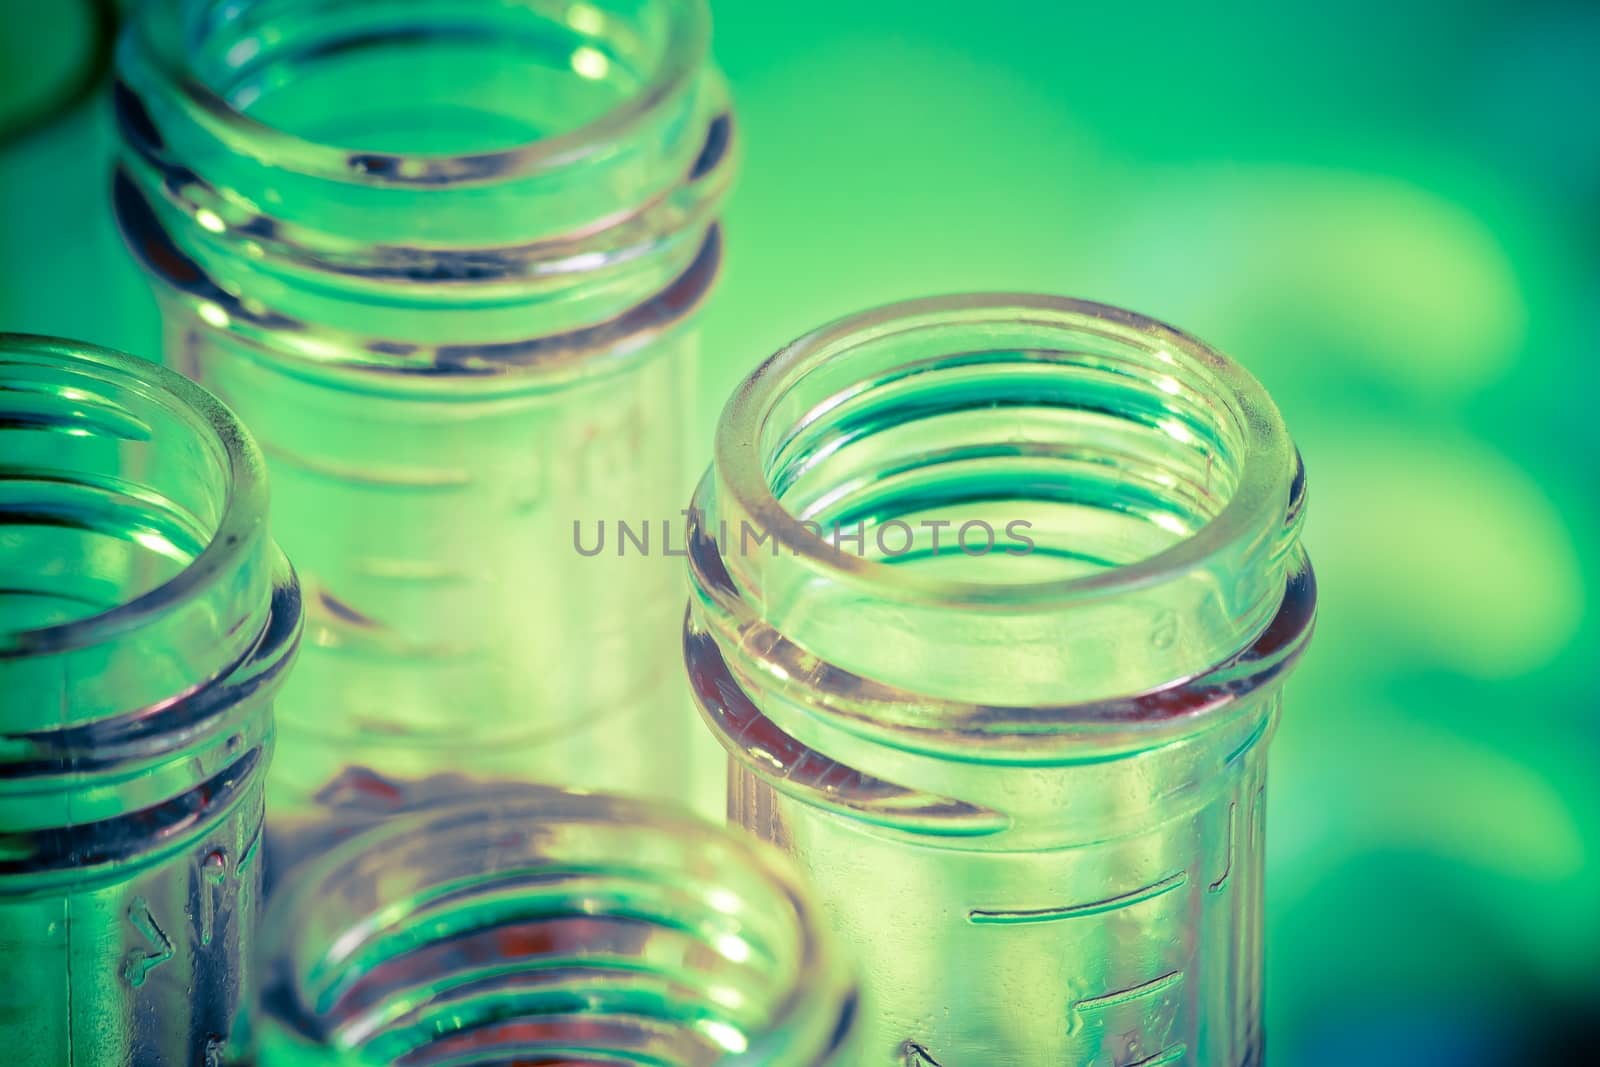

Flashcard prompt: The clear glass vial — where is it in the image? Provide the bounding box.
[112,0,736,837]
[685,295,1316,1066]
[0,334,301,1065]
[257,786,859,1066]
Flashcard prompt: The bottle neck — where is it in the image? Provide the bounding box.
[0,334,300,881]
[699,296,1308,709]
[263,787,857,1066]
[685,296,1317,840]
[113,0,733,387]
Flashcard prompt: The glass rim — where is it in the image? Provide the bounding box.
[265,786,856,1065]
[0,332,268,656]
[714,292,1297,611]
[124,0,711,187]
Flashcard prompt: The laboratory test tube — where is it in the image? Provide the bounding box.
[684,295,1317,1065]
[256,786,860,1066]
[111,0,737,841]
[0,334,301,1065]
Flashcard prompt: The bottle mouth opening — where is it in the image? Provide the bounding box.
[0,333,266,657]
[715,293,1297,611]
[127,0,709,185]
[263,788,855,1067]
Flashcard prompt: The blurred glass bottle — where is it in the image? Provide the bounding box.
[258,786,858,1066]
[112,0,735,838]
[0,334,301,1065]
[685,296,1316,1066]
[0,0,115,146]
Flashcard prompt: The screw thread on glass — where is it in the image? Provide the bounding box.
[111,0,736,842]
[0,333,301,1066]
[685,296,1315,1066]
[256,786,859,1066]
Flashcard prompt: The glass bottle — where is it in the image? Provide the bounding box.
[0,333,301,1065]
[257,786,859,1066]
[111,0,736,841]
[684,295,1316,1066]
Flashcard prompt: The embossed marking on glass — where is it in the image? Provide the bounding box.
[685,295,1316,1066]
[112,0,736,835]
[0,333,301,1066]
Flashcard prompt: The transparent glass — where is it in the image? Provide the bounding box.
[0,334,301,1065]
[257,786,859,1066]
[111,0,736,843]
[684,296,1316,1066]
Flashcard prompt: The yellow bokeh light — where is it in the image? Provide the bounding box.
[570,45,609,80]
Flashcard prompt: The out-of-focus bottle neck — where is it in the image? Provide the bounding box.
[261,787,858,1066]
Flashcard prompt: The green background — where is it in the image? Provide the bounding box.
[2,1,1596,1062]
